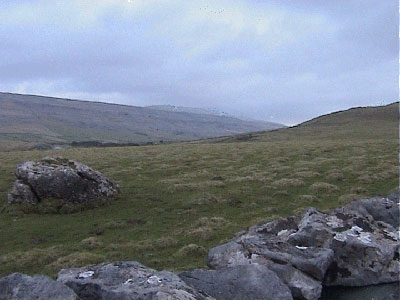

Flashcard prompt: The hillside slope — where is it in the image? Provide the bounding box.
[211,102,399,143]
[0,92,285,150]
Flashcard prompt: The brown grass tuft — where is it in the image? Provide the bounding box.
[188,226,215,241]
[174,244,207,258]
[298,195,319,203]
[272,178,305,188]
[326,171,344,181]
[227,175,274,184]
[273,191,289,197]
[168,180,225,192]
[80,237,103,250]
[153,237,178,249]
[338,194,364,204]
[310,182,339,193]
[357,174,377,184]
[295,171,321,179]
[187,193,227,205]
[49,252,105,270]
[195,216,229,228]
[0,248,60,268]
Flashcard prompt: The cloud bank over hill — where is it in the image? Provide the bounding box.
[0,0,397,124]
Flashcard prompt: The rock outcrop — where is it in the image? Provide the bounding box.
[7,156,118,213]
[202,193,400,300]
[57,261,215,300]
[0,273,80,300]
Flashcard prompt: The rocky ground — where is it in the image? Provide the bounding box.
[198,191,399,300]
[1,184,398,300]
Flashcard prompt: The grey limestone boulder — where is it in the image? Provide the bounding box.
[0,272,80,300]
[345,192,399,228]
[57,261,215,300]
[207,215,331,300]
[179,264,293,300]
[323,202,399,286]
[206,194,400,300]
[7,156,118,213]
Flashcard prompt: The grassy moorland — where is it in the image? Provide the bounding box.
[0,103,398,277]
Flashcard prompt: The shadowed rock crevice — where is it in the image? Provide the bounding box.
[28,183,42,202]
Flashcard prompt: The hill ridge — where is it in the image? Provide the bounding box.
[206,102,399,143]
[0,92,285,150]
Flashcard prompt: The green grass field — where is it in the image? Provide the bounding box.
[0,103,398,277]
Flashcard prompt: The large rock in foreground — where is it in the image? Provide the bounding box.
[57,261,215,300]
[206,193,400,300]
[0,272,80,300]
[179,264,293,300]
[7,157,118,213]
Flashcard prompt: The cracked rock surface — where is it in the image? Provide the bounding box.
[57,261,215,300]
[203,193,400,300]
[179,264,293,300]
[7,156,118,212]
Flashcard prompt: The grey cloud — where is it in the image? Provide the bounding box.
[0,0,397,125]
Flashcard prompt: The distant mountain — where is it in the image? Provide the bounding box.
[0,92,285,150]
[147,104,282,130]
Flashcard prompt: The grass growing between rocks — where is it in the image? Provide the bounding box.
[0,103,398,277]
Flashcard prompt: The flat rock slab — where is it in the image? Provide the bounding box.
[57,261,215,300]
[7,156,118,212]
[179,264,293,300]
[0,272,80,300]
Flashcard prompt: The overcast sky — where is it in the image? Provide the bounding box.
[0,0,398,125]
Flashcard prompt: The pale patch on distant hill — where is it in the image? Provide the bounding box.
[147,105,283,128]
